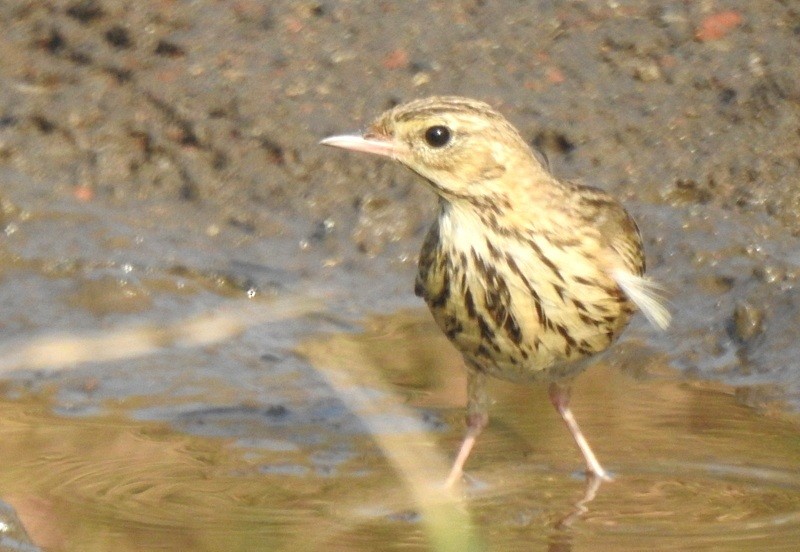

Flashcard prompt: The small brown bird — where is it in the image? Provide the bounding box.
[321,96,669,486]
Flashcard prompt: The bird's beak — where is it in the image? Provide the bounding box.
[319,134,398,159]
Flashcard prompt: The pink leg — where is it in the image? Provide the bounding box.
[548,382,612,481]
[443,369,489,488]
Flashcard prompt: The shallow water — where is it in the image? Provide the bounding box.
[1,311,798,551]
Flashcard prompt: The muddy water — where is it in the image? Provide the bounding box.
[1,311,798,552]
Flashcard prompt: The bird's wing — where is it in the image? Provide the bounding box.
[572,183,671,331]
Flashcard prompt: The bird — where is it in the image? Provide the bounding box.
[320,96,670,487]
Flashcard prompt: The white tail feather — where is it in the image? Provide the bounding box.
[612,269,671,330]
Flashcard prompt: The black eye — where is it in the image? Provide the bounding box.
[424,125,451,148]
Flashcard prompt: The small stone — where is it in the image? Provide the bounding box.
[753,264,785,284]
[412,72,431,87]
[695,11,743,42]
[633,59,662,82]
[732,301,763,343]
[382,49,409,70]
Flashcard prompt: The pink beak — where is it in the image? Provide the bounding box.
[319,134,399,159]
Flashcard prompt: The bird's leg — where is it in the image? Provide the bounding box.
[443,369,489,488]
[548,381,612,481]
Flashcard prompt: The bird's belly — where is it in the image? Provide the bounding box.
[427,295,611,383]
[416,217,635,383]
[419,260,631,383]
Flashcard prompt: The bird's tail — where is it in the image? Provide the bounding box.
[612,269,671,330]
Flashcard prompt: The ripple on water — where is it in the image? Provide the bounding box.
[0,312,799,551]
[582,463,800,544]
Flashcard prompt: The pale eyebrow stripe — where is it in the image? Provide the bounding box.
[394,99,503,123]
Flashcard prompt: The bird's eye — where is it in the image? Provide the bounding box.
[424,125,451,148]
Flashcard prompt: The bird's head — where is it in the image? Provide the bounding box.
[321,96,549,203]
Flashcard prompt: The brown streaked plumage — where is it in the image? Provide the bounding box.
[321,96,669,487]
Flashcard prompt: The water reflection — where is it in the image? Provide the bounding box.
[0,311,799,551]
[538,474,604,552]
[554,474,604,532]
